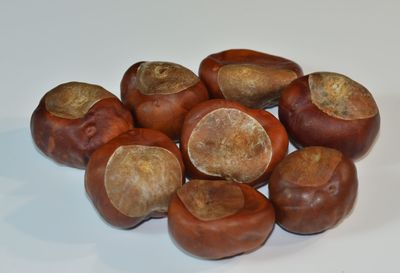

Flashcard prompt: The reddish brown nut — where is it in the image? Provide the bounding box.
[199,49,303,108]
[268,146,358,234]
[168,179,275,259]
[120,61,209,141]
[279,72,380,159]
[180,99,288,187]
[85,128,185,228]
[30,82,134,169]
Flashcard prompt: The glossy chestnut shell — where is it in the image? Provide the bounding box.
[180,99,288,187]
[31,82,134,169]
[199,49,303,108]
[121,61,209,141]
[268,146,358,234]
[168,179,275,259]
[85,128,185,228]
[279,72,380,159]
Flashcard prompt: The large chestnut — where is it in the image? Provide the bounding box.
[168,179,275,259]
[120,61,209,141]
[85,128,185,228]
[199,49,303,108]
[268,146,358,234]
[279,72,380,159]
[180,99,288,187]
[31,82,134,168]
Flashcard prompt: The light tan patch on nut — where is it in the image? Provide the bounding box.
[217,64,297,108]
[45,82,115,119]
[104,145,182,218]
[280,147,343,187]
[136,62,199,95]
[187,108,272,183]
[177,180,245,221]
[309,72,378,120]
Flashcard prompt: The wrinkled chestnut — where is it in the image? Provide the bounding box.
[279,72,380,159]
[181,99,288,187]
[31,82,134,168]
[85,128,185,228]
[120,61,209,141]
[199,49,303,108]
[168,179,275,259]
[268,146,358,234]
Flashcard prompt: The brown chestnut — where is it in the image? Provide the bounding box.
[31,82,134,169]
[85,128,185,228]
[120,61,209,141]
[268,146,358,234]
[180,99,288,187]
[168,179,275,259]
[279,72,380,159]
[199,49,303,108]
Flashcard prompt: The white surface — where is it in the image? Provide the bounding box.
[1,0,399,272]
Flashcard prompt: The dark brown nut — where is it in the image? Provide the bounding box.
[168,179,275,259]
[120,61,209,141]
[85,128,185,228]
[199,49,303,108]
[180,99,288,188]
[279,72,380,159]
[30,82,134,169]
[268,146,358,234]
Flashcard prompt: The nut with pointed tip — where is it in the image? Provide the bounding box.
[85,128,185,228]
[168,179,275,259]
[30,82,134,168]
[279,72,380,159]
[180,99,288,187]
[199,49,303,108]
[268,146,358,234]
[121,61,209,141]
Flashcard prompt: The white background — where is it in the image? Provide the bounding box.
[1,0,399,272]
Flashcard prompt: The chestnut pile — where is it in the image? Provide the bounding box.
[31,49,380,259]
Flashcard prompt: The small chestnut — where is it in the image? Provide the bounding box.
[120,61,209,141]
[168,179,275,259]
[199,49,303,108]
[268,146,358,234]
[85,128,185,228]
[279,72,380,159]
[31,82,134,168]
[180,99,288,187]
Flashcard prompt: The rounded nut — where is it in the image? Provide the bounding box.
[180,99,288,187]
[121,61,209,141]
[279,72,380,159]
[85,128,185,228]
[199,49,303,108]
[30,82,134,168]
[268,146,358,234]
[168,179,275,259]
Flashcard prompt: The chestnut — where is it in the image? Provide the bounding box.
[31,82,134,169]
[120,61,209,141]
[199,49,303,108]
[279,72,380,159]
[180,99,288,187]
[168,179,275,259]
[268,146,358,234]
[85,128,185,228]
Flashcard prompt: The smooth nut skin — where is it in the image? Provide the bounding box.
[85,128,185,229]
[279,73,380,159]
[31,82,134,169]
[168,180,275,259]
[199,49,303,108]
[121,61,209,141]
[181,99,288,188]
[268,146,358,234]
